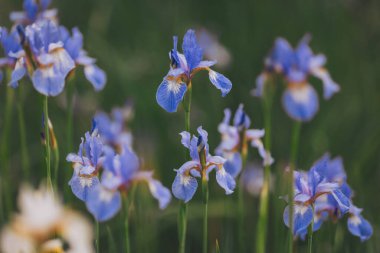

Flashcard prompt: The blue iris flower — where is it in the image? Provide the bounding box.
[283,157,351,236]
[287,153,372,241]
[66,129,103,202]
[86,145,171,221]
[9,20,75,96]
[254,35,340,122]
[215,104,273,178]
[10,0,57,24]
[156,29,232,113]
[93,104,133,148]
[59,26,107,91]
[0,27,25,87]
[172,126,236,203]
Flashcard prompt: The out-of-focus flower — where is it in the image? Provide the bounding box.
[0,184,94,253]
[197,28,231,69]
[241,163,274,196]
[283,156,350,236]
[253,35,340,122]
[60,26,106,90]
[172,126,236,203]
[10,0,57,25]
[156,29,232,113]
[215,104,273,178]
[93,103,134,149]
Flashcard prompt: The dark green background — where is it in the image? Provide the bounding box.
[1,0,379,252]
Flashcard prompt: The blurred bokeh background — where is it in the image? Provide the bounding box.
[1,0,380,252]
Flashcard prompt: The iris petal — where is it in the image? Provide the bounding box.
[182,29,203,71]
[282,84,319,122]
[86,185,121,222]
[156,79,187,113]
[84,64,107,91]
[208,70,232,97]
[215,167,236,194]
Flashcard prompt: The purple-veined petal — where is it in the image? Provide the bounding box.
[156,78,187,113]
[85,185,121,222]
[84,64,107,91]
[208,69,232,97]
[215,167,236,194]
[282,84,319,122]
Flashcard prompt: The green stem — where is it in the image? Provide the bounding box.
[237,149,247,253]
[308,204,315,253]
[0,83,14,220]
[43,95,53,191]
[288,121,302,253]
[256,78,273,253]
[17,84,30,180]
[178,82,192,253]
[95,221,100,253]
[202,177,209,253]
[123,194,131,253]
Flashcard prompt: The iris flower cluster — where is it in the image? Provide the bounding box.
[0,0,106,96]
[215,104,273,178]
[254,35,340,122]
[284,154,373,241]
[156,29,232,113]
[67,106,171,221]
[172,126,236,202]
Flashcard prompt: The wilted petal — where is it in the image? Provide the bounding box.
[282,84,319,122]
[208,70,232,96]
[156,78,187,113]
[84,64,107,91]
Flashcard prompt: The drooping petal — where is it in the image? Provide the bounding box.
[282,84,319,122]
[215,167,236,194]
[156,78,187,113]
[208,70,232,96]
[252,72,268,97]
[84,64,107,91]
[32,67,66,96]
[172,170,198,203]
[146,176,172,209]
[68,172,100,201]
[347,214,373,242]
[311,68,340,100]
[283,204,313,235]
[85,185,121,222]
[182,29,203,71]
[223,153,242,178]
